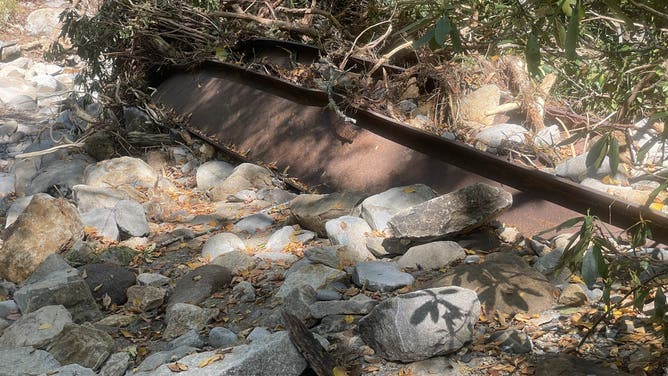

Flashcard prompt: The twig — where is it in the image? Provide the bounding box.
[14,143,86,159]
[339,19,393,70]
[367,40,413,77]
[275,6,352,38]
[209,10,320,37]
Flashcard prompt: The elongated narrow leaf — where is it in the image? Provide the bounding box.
[434,16,451,47]
[526,33,541,77]
[556,129,588,147]
[396,17,430,35]
[592,242,608,278]
[633,288,651,310]
[608,137,620,175]
[581,248,599,288]
[644,178,668,207]
[565,0,581,60]
[535,216,584,235]
[561,0,577,16]
[413,29,435,49]
[636,138,659,164]
[554,19,566,48]
[654,287,667,320]
[586,136,609,171]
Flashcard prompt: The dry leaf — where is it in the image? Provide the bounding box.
[344,315,355,324]
[120,329,134,339]
[198,353,225,368]
[167,362,188,372]
[340,222,348,230]
[403,186,416,193]
[333,366,349,376]
[38,322,53,330]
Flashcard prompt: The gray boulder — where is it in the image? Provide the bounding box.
[38,364,96,376]
[201,232,245,260]
[310,294,378,319]
[387,183,512,243]
[265,226,316,252]
[26,158,88,196]
[196,160,235,191]
[208,163,274,201]
[352,261,414,292]
[474,123,529,153]
[126,285,166,311]
[233,213,274,234]
[211,250,256,275]
[134,331,306,376]
[26,8,62,35]
[137,346,198,372]
[14,259,101,323]
[84,156,158,189]
[0,346,61,376]
[114,199,150,238]
[79,263,136,305]
[325,216,376,261]
[98,352,131,376]
[0,305,72,348]
[163,303,217,339]
[289,191,367,236]
[555,153,612,182]
[276,263,346,298]
[81,208,119,240]
[208,327,239,348]
[431,252,554,314]
[359,184,437,232]
[46,323,116,370]
[358,287,480,362]
[167,265,232,308]
[73,185,129,213]
[397,241,466,270]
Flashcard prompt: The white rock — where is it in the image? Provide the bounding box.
[201,233,246,260]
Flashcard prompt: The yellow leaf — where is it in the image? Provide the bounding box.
[650,202,664,211]
[403,186,416,193]
[344,315,355,324]
[333,366,349,376]
[198,353,225,368]
[38,323,53,330]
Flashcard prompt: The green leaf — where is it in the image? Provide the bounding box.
[565,0,580,60]
[586,136,609,172]
[556,129,587,147]
[654,288,667,320]
[633,288,651,310]
[434,15,451,47]
[413,29,434,49]
[608,137,619,175]
[645,178,668,207]
[561,0,577,16]
[592,243,607,278]
[536,216,584,236]
[636,138,659,164]
[554,19,567,49]
[582,248,599,288]
[526,33,541,77]
[395,17,430,35]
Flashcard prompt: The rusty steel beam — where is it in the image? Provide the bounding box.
[152,43,668,243]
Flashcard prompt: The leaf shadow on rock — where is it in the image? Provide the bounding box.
[428,253,554,314]
[406,288,472,347]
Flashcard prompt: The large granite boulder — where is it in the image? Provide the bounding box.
[359,287,480,362]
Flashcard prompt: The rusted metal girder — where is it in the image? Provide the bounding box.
[153,40,668,243]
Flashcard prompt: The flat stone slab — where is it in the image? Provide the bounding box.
[0,346,61,376]
[134,331,306,376]
[352,261,415,292]
[276,263,346,298]
[387,183,512,242]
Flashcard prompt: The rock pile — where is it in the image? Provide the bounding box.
[0,6,649,374]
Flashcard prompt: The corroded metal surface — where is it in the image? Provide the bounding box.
[153,45,668,242]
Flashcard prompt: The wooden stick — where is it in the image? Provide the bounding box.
[209,11,320,37]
